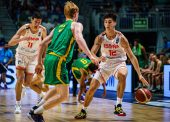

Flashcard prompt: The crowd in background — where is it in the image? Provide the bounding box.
[1,0,170,95]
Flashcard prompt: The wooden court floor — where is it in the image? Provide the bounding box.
[0,89,169,122]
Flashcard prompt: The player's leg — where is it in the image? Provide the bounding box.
[15,69,25,114]
[30,74,45,94]
[1,72,7,89]
[113,64,127,116]
[75,69,108,119]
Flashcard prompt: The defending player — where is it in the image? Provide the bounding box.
[72,58,106,104]
[27,1,98,122]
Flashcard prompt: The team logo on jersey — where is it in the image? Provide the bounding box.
[104,44,119,49]
[38,31,41,37]
[115,37,119,44]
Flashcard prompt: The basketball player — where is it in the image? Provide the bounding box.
[27,1,98,121]
[29,69,49,102]
[8,12,47,114]
[75,13,149,119]
[72,58,106,104]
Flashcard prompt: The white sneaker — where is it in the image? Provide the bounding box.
[14,104,21,114]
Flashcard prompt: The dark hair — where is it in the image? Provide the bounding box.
[88,63,98,73]
[32,11,42,19]
[103,13,117,22]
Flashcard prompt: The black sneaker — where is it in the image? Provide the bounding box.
[75,109,87,119]
[114,104,126,116]
[29,105,39,114]
[27,111,45,122]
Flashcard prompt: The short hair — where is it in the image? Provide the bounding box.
[64,1,79,18]
[32,11,42,19]
[104,13,117,22]
[88,63,98,73]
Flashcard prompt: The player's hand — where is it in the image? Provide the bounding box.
[102,89,106,98]
[35,64,43,74]
[99,56,106,62]
[90,56,99,66]
[139,75,149,86]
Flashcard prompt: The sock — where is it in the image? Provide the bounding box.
[36,98,45,107]
[116,97,122,105]
[82,105,87,111]
[34,106,44,114]
[16,101,21,105]
[39,92,44,98]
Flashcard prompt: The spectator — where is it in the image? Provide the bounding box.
[0,42,13,89]
[150,54,163,92]
[132,39,147,68]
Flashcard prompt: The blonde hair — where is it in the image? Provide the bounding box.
[64,1,79,18]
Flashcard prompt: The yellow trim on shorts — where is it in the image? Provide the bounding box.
[49,37,75,85]
[56,57,66,84]
[72,67,80,80]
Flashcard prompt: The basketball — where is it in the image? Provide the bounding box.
[135,88,152,103]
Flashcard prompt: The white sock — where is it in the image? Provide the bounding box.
[116,97,122,105]
[36,98,45,107]
[39,92,44,98]
[83,106,87,110]
[16,101,21,105]
[34,106,44,114]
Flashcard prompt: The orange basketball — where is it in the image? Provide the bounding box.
[135,88,152,103]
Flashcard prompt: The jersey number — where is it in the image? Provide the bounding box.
[109,50,116,56]
[28,42,33,48]
[80,59,87,64]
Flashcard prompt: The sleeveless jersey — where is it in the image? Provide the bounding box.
[47,20,75,63]
[16,25,43,56]
[100,34,127,63]
[72,58,91,79]
[72,58,91,71]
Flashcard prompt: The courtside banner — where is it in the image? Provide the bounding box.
[164,65,170,97]
[5,65,16,88]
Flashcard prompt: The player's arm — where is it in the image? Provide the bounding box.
[36,29,54,74]
[8,25,28,46]
[91,35,103,59]
[41,27,47,59]
[102,83,106,97]
[78,69,87,103]
[72,22,98,65]
[120,35,149,86]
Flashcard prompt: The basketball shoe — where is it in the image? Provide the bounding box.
[14,104,21,114]
[75,109,87,119]
[114,104,126,116]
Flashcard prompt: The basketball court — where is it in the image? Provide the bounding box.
[0,89,169,122]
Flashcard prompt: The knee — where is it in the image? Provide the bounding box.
[16,75,24,84]
[118,72,126,81]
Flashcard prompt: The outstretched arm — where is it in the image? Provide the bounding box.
[73,22,98,65]
[120,35,149,86]
[77,69,87,104]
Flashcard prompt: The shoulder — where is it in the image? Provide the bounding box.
[117,31,129,48]
[39,25,47,32]
[71,22,83,29]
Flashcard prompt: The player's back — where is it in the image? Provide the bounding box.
[72,58,91,70]
[47,20,75,63]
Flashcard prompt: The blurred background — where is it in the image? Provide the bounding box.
[0,0,170,100]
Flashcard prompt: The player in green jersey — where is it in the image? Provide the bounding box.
[28,1,98,122]
[72,58,106,104]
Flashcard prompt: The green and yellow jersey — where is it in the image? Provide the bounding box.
[47,20,75,63]
[44,20,76,85]
[72,58,91,80]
